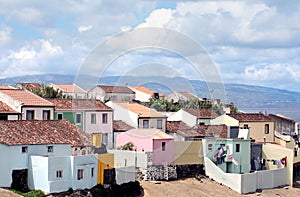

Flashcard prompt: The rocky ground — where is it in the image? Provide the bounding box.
[140,177,300,197]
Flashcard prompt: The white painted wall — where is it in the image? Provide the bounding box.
[0,144,12,187]
[210,114,239,126]
[0,92,22,112]
[128,87,151,102]
[28,156,49,192]
[70,154,98,190]
[167,109,197,127]
[107,150,147,169]
[115,166,137,185]
[107,101,138,128]
[22,106,54,120]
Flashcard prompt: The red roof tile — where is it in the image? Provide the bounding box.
[184,108,219,119]
[229,113,272,122]
[0,120,92,146]
[17,83,41,91]
[113,120,134,132]
[98,85,135,94]
[52,84,86,94]
[198,125,228,138]
[129,86,164,97]
[167,121,205,137]
[0,89,54,107]
[47,98,112,111]
[0,101,19,114]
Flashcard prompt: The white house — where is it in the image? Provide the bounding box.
[167,108,219,127]
[107,101,167,132]
[0,120,97,194]
[48,83,87,98]
[127,86,164,102]
[88,85,135,102]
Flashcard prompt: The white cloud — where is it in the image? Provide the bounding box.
[78,25,93,32]
[0,25,12,46]
[137,8,175,28]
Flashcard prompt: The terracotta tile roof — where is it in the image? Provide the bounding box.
[0,120,92,146]
[114,102,166,118]
[177,92,199,100]
[130,86,164,97]
[269,114,295,123]
[0,89,54,107]
[0,101,19,114]
[167,121,204,138]
[98,85,135,94]
[113,120,134,132]
[184,108,219,119]
[17,83,41,91]
[229,113,272,122]
[0,85,15,89]
[47,98,112,111]
[52,84,86,94]
[126,128,173,140]
[198,125,228,138]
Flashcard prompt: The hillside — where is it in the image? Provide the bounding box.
[1,74,300,121]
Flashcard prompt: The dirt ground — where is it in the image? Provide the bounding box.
[140,177,300,197]
[0,189,21,197]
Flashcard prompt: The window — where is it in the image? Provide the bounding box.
[57,113,63,120]
[56,170,62,178]
[91,168,94,177]
[76,113,82,124]
[235,144,240,153]
[43,110,50,120]
[22,146,28,154]
[208,144,213,151]
[157,120,162,129]
[102,113,108,124]
[47,146,53,153]
[26,110,34,120]
[265,124,270,134]
[77,169,84,180]
[91,113,96,124]
[143,120,149,128]
[243,124,249,129]
[162,142,166,151]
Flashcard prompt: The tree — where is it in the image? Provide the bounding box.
[33,83,71,99]
[118,142,135,150]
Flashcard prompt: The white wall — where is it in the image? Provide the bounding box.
[22,106,54,120]
[115,166,137,185]
[0,144,12,187]
[167,109,197,127]
[28,156,49,192]
[107,150,147,169]
[71,154,98,190]
[107,101,138,127]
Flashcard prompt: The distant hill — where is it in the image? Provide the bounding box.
[1,74,300,121]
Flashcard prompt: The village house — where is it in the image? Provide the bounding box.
[48,83,87,98]
[88,85,135,102]
[15,83,42,92]
[166,91,200,103]
[166,121,204,141]
[127,86,164,102]
[269,114,297,137]
[0,120,97,194]
[107,101,167,132]
[0,101,21,120]
[116,128,174,166]
[210,113,240,138]
[229,113,275,143]
[47,98,114,149]
[113,120,134,148]
[167,108,219,127]
[0,89,55,120]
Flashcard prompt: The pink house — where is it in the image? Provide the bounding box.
[116,128,174,165]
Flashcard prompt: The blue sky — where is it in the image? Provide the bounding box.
[0,0,300,92]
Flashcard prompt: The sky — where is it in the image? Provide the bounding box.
[0,0,300,92]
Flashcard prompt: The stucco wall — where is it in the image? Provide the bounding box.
[107,150,147,169]
[174,141,203,165]
[210,114,239,127]
[85,111,113,134]
[167,109,198,127]
[116,132,153,151]
[138,117,166,132]
[239,121,274,143]
[152,139,174,165]
[22,106,54,120]
[115,166,136,185]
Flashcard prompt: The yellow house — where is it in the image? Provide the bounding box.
[98,153,114,184]
[229,113,275,143]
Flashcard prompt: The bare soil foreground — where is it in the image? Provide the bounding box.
[0,189,21,197]
[140,178,300,197]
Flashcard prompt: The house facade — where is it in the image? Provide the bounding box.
[269,114,297,137]
[116,128,174,165]
[49,83,87,98]
[107,101,167,132]
[0,120,97,193]
[229,113,275,143]
[127,86,164,102]
[168,108,219,127]
[48,98,114,149]
[0,101,21,120]
[88,85,135,102]
[166,121,204,141]
[0,89,55,120]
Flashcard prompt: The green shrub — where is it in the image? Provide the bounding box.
[23,190,45,197]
